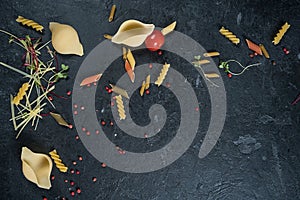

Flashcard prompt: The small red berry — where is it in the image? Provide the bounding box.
[64,179,68,183]
[70,191,75,196]
[86,131,90,136]
[145,90,150,95]
[92,177,97,182]
[285,50,290,54]
[42,197,48,200]
[70,181,75,186]
[72,161,77,165]
[283,47,287,52]
[101,163,107,168]
[74,104,78,108]
[68,124,73,129]
[82,127,86,132]
[67,91,72,96]
[48,96,53,101]
[110,121,114,126]
[75,135,79,140]
[76,170,80,175]
[51,175,55,181]
[254,52,258,56]
[108,89,112,93]
[105,86,109,91]
[74,111,78,115]
[95,130,100,134]
[76,188,81,194]
[145,30,165,51]
[80,106,85,110]
[101,120,106,126]
[227,73,232,78]
[158,50,163,55]
[78,156,83,161]
[70,169,75,174]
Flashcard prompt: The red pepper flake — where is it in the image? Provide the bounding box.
[227,73,232,78]
[42,197,48,200]
[101,120,106,126]
[145,90,150,95]
[48,96,53,101]
[101,163,106,168]
[285,50,290,55]
[70,169,75,174]
[70,191,75,196]
[76,188,81,194]
[68,124,73,129]
[70,181,75,186]
[75,135,79,140]
[64,179,68,183]
[67,91,72,96]
[108,89,112,93]
[92,177,97,182]
[51,175,55,181]
[78,156,83,161]
[76,170,80,175]
[109,121,114,126]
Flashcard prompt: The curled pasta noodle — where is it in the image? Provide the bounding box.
[155,63,170,87]
[16,16,44,32]
[272,22,290,45]
[219,27,240,45]
[115,95,126,120]
[13,82,30,105]
[49,150,68,173]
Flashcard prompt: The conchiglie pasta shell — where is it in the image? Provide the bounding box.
[21,147,53,189]
[49,22,84,56]
[112,20,155,47]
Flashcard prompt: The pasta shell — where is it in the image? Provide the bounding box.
[21,147,53,189]
[49,22,84,56]
[111,20,155,47]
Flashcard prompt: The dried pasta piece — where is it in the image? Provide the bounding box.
[205,73,220,78]
[203,52,220,57]
[110,84,129,99]
[246,39,262,55]
[145,75,150,89]
[49,150,68,173]
[161,21,177,36]
[80,74,102,86]
[155,63,170,87]
[108,4,116,22]
[219,27,240,45]
[140,81,146,96]
[50,112,69,127]
[126,49,136,70]
[13,82,30,105]
[259,44,270,59]
[122,47,127,60]
[192,60,210,66]
[272,22,290,45]
[115,95,126,120]
[104,34,112,40]
[16,16,44,32]
[125,60,135,83]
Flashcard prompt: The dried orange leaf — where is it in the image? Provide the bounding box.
[161,21,177,36]
[50,112,69,127]
[246,39,262,55]
[125,60,135,83]
[110,84,129,99]
[80,74,102,86]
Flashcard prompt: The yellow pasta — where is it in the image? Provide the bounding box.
[145,75,150,89]
[115,95,126,120]
[140,81,146,96]
[161,21,177,36]
[203,52,220,57]
[13,82,30,105]
[155,63,170,87]
[205,73,220,78]
[259,44,270,59]
[272,22,290,45]
[16,16,44,32]
[49,112,69,127]
[104,34,112,40]
[126,49,136,70]
[122,47,127,60]
[219,27,240,45]
[108,5,116,22]
[49,150,68,173]
[192,59,210,66]
[110,84,129,99]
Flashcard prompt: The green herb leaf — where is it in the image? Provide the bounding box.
[61,64,69,71]
[194,55,201,60]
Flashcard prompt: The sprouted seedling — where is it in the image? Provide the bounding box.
[0,30,69,138]
[219,60,261,77]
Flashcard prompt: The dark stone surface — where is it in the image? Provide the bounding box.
[0,0,300,199]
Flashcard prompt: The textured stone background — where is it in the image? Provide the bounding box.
[0,0,300,199]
